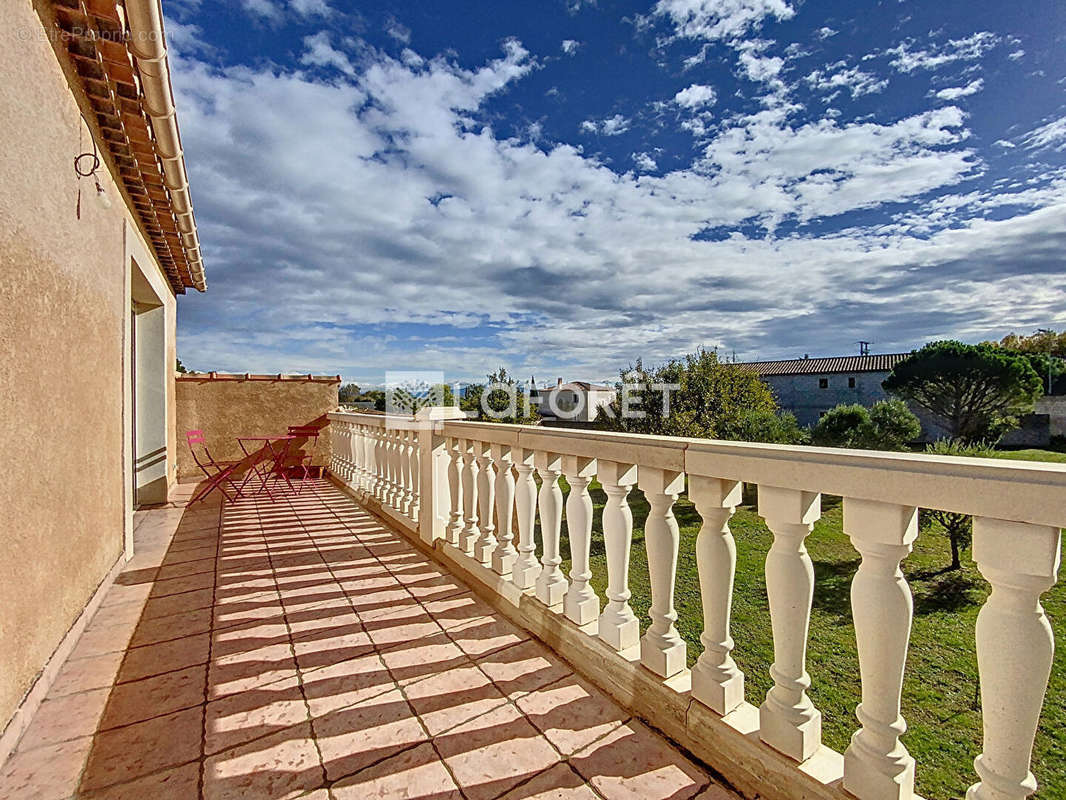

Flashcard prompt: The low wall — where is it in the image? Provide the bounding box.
[176,373,340,481]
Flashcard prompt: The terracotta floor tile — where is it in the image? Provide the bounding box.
[285,599,361,642]
[205,676,309,755]
[128,606,214,648]
[570,721,710,800]
[78,706,203,794]
[203,721,324,800]
[313,687,428,782]
[301,653,395,717]
[516,676,628,756]
[0,735,93,800]
[208,642,298,700]
[379,632,470,685]
[421,592,495,630]
[149,570,216,597]
[98,665,207,730]
[115,632,211,683]
[477,640,571,700]
[446,614,530,658]
[364,607,444,651]
[16,687,110,748]
[211,620,291,658]
[435,702,561,800]
[498,763,600,800]
[49,649,126,697]
[330,741,462,800]
[141,587,215,619]
[404,664,508,736]
[78,761,200,800]
[292,626,375,672]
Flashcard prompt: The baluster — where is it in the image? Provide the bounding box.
[444,438,463,547]
[966,518,1060,800]
[459,439,480,555]
[347,424,359,489]
[512,448,540,588]
[535,451,567,608]
[400,429,415,515]
[639,468,687,678]
[842,499,918,800]
[690,477,745,715]
[390,429,402,509]
[597,461,640,651]
[491,444,517,576]
[563,455,599,625]
[358,425,370,495]
[332,422,345,480]
[758,486,822,762]
[475,442,497,564]
[410,430,421,522]
[365,428,377,497]
[373,428,385,500]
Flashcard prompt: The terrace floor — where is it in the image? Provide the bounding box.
[0,479,738,800]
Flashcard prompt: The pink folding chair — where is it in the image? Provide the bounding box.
[186,430,243,503]
[286,426,320,493]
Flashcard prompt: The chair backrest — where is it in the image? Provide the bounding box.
[186,429,213,472]
[288,426,320,462]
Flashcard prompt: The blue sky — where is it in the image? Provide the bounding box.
[168,0,1066,385]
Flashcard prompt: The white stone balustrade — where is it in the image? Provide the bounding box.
[327,411,1066,800]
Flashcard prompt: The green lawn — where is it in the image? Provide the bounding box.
[989,448,1066,464]
[535,478,1065,800]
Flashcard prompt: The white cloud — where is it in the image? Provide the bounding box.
[652,0,795,42]
[806,63,887,98]
[385,18,411,44]
[816,26,837,40]
[1024,116,1066,151]
[290,0,330,16]
[633,152,659,171]
[674,83,717,108]
[300,31,356,76]
[886,31,999,73]
[1008,49,1025,61]
[241,0,284,21]
[561,39,581,55]
[934,78,984,101]
[580,113,631,135]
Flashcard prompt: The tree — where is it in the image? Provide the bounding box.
[811,404,870,448]
[338,383,361,403]
[866,399,922,449]
[882,341,1043,443]
[921,440,995,570]
[987,329,1066,395]
[720,408,809,445]
[594,348,778,438]
[176,358,188,374]
[460,368,537,424]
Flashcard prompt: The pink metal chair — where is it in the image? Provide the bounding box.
[186,430,243,503]
[286,425,321,493]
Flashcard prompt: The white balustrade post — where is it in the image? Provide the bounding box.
[372,428,384,500]
[598,460,640,651]
[690,476,745,715]
[842,499,919,800]
[474,442,498,565]
[329,421,343,479]
[512,448,540,589]
[459,439,480,556]
[758,486,822,762]
[444,437,463,547]
[389,429,402,509]
[966,518,1061,800]
[534,451,567,608]
[491,444,517,576]
[359,425,371,496]
[401,428,415,516]
[639,467,687,678]
[563,455,599,625]
[347,424,359,489]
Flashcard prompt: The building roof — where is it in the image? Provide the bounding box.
[177,373,341,383]
[535,381,614,393]
[736,353,910,376]
[48,0,205,293]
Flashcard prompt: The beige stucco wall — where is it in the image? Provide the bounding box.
[0,1,177,731]
[176,377,339,481]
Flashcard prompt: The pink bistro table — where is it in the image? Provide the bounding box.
[236,435,298,500]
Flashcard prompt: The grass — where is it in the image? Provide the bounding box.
[532,476,1065,800]
[989,448,1066,464]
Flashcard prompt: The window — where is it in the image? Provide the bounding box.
[848,377,856,388]
[818,378,828,389]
